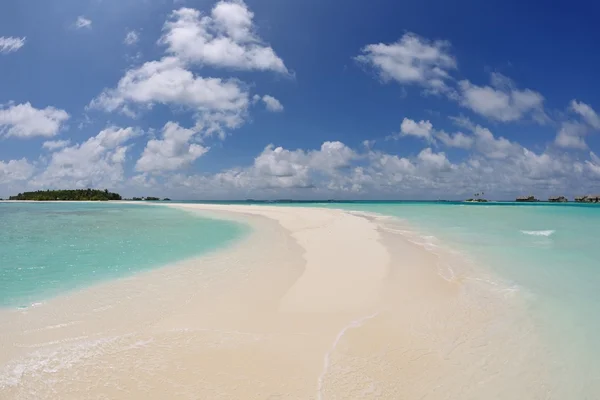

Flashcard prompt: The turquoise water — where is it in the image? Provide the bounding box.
[2,200,599,394]
[303,201,600,395]
[0,202,247,308]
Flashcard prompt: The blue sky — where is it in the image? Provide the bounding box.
[1,0,600,200]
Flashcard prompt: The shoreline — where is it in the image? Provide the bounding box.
[0,203,553,399]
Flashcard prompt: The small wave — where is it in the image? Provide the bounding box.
[0,335,124,388]
[520,230,555,237]
[317,312,379,400]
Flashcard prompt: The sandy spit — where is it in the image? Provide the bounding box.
[0,203,553,399]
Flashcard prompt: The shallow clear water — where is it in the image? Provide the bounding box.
[0,202,247,308]
[306,201,600,394]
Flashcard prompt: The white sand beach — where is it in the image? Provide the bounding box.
[0,204,553,399]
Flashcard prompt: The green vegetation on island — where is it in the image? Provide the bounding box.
[465,192,488,202]
[8,190,174,202]
[9,189,122,201]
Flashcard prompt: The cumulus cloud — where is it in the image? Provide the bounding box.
[356,35,550,124]
[253,94,283,112]
[458,73,546,123]
[90,1,287,142]
[555,121,588,150]
[355,32,456,93]
[553,100,599,150]
[160,1,288,73]
[0,37,26,54]
[32,127,139,188]
[127,113,597,200]
[206,141,357,190]
[0,102,70,138]
[391,118,473,149]
[136,122,208,173]
[586,152,600,178]
[435,130,473,149]
[570,100,600,129]
[75,16,92,29]
[89,57,249,116]
[399,118,433,140]
[124,30,140,45]
[260,95,284,112]
[42,139,71,151]
[417,148,452,171]
[0,159,34,184]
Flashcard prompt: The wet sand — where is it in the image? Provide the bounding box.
[0,204,553,399]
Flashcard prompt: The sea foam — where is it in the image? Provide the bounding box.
[520,230,555,237]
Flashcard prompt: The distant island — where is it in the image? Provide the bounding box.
[7,190,173,202]
[9,189,122,201]
[465,192,488,202]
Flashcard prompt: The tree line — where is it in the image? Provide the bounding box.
[9,189,122,201]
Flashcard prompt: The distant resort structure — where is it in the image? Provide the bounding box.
[463,193,600,203]
[514,195,600,203]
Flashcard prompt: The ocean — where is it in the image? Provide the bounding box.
[0,202,248,308]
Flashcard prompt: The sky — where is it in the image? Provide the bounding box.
[1,0,600,200]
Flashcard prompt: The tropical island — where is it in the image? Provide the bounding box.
[465,192,488,202]
[9,189,123,201]
[7,190,172,202]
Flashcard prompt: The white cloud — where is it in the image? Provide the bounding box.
[124,30,140,45]
[251,145,312,187]
[309,141,357,172]
[0,102,70,138]
[75,16,92,29]
[0,37,26,54]
[42,139,71,151]
[470,124,519,159]
[113,126,600,200]
[260,95,283,112]
[435,130,473,149]
[458,73,546,123]
[206,141,358,190]
[33,127,139,188]
[160,2,288,73]
[417,148,452,171]
[555,121,588,150]
[571,100,600,129]
[399,118,433,140]
[374,153,415,176]
[89,57,249,116]
[355,32,456,92]
[0,159,34,184]
[91,0,286,145]
[586,152,600,178]
[391,118,473,149]
[136,122,209,173]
